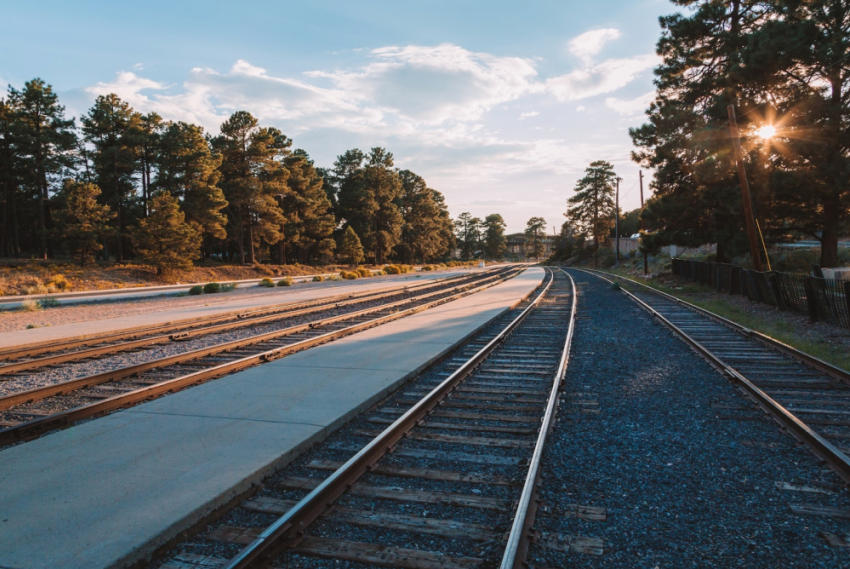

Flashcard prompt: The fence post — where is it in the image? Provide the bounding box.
[770,274,786,311]
[804,278,818,323]
[844,281,850,330]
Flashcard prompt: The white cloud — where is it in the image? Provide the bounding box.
[605,91,655,115]
[547,54,658,101]
[569,29,621,62]
[310,43,541,124]
[576,105,586,111]
[519,111,539,119]
[133,63,144,70]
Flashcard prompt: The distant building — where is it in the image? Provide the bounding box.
[505,233,557,259]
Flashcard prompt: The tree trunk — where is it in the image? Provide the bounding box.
[238,207,245,264]
[246,223,255,264]
[820,194,840,268]
[36,147,47,260]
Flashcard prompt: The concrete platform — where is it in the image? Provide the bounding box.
[0,267,544,569]
[0,267,489,351]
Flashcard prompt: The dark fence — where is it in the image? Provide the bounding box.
[671,258,850,330]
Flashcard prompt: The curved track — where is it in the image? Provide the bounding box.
[153,268,577,569]
[581,268,850,484]
[0,267,523,446]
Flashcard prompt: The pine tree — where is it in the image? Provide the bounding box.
[213,112,287,264]
[0,98,21,257]
[482,213,507,259]
[155,121,228,245]
[132,192,201,275]
[630,1,773,263]
[8,79,76,259]
[82,94,140,263]
[281,149,335,264]
[338,226,364,266]
[567,161,617,268]
[55,181,115,266]
[134,112,164,217]
[454,212,481,259]
[524,217,547,259]
[396,170,452,263]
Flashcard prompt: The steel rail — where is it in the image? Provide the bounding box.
[222,269,556,569]
[0,269,508,375]
[0,269,498,361]
[0,268,519,413]
[578,268,850,484]
[500,268,577,569]
[0,268,527,446]
[582,268,850,385]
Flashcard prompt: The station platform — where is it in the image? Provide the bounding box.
[0,267,544,569]
[0,267,488,351]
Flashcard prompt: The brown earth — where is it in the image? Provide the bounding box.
[0,260,381,297]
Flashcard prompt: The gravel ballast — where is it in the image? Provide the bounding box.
[527,269,850,568]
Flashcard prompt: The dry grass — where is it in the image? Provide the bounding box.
[0,260,375,296]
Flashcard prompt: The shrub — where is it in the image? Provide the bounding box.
[220,283,236,292]
[22,283,48,295]
[204,282,222,294]
[611,282,621,291]
[259,277,275,287]
[446,261,458,268]
[345,271,359,280]
[384,265,401,275]
[38,298,60,308]
[421,265,433,271]
[189,285,204,295]
[356,268,371,278]
[278,277,293,287]
[20,298,41,312]
[313,275,324,282]
[49,274,69,290]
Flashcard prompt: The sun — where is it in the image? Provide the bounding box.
[756,125,776,139]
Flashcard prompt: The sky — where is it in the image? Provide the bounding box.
[0,0,677,234]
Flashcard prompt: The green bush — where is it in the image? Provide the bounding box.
[345,271,359,280]
[384,264,401,274]
[259,277,275,287]
[313,275,324,282]
[356,268,371,278]
[220,283,236,292]
[203,282,222,294]
[421,265,433,271]
[188,285,204,295]
[38,297,61,308]
[277,277,293,286]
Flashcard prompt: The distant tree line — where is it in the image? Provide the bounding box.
[0,80,461,271]
[632,0,850,268]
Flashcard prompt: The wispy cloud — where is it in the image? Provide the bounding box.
[547,55,658,101]
[605,91,655,115]
[569,28,621,62]
[519,111,539,119]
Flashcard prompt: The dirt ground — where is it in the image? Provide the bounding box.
[0,260,379,297]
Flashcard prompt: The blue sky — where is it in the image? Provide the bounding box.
[1,0,675,233]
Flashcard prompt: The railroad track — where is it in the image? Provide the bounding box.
[0,267,524,446]
[580,268,850,485]
[0,270,501,373]
[154,267,578,569]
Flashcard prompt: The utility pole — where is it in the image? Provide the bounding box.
[639,170,647,275]
[727,105,764,272]
[615,176,621,269]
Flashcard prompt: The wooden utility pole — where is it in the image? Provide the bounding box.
[639,170,647,275]
[615,177,621,269]
[727,105,764,272]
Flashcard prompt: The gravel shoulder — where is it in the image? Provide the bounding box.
[528,269,850,568]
